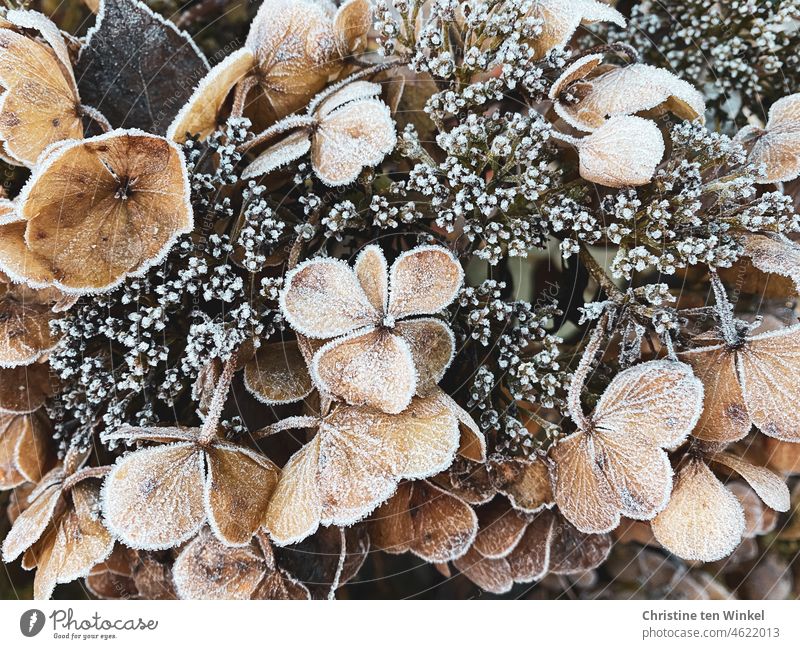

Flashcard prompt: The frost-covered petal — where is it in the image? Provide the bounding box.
[0,363,51,414]
[314,81,383,117]
[575,115,664,188]
[243,340,313,406]
[280,256,378,338]
[173,528,266,599]
[167,48,255,142]
[406,480,477,562]
[263,435,323,546]
[101,425,201,445]
[431,389,486,462]
[593,359,703,447]
[453,547,513,594]
[548,515,612,575]
[241,130,311,179]
[354,245,388,314]
[680,345,750,443]
[738,324,800,441]
[742,93,800,184]
[7,411,51,484]
[548,54,603,101]
[507,511,555,583]
[473,499,528,559]
[369,482,414,554]
[311,98,397,186]
[651,460,745,562]
[743,233,800,294]
[710,452,790,513]
[333,0,372,53]
[101,443,206,550]
[387,245,464,319]
[555,64,705,132]
[204,445,279,546]
[312,328,416,414]
[394,317,455,394]
[0,281,61,367]
[487,456,554,513]
[529,0,626,59]
[2,482,61,562]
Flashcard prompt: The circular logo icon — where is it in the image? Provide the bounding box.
[20,609,45,637]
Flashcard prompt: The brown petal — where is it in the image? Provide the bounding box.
[550,432,621,533]
[407,481,477,562]
[764,436,800,475]
[473,499,528,559]
[744,93,800,183]
[387,245,463,318]
[173,528,266,599]
[575,115,664,188]
[742,233,800,294]
[205,444,279,546]
[487,456,554,513]
[241,129,311,179]
[101,425,202,445]
[453,547,513,594]
[0,28,82,166]
[102,443,206,550]
[312,328,416,414]
[2,481,62,562]
[354,245,388,313]
[680,345,750,443]
[333,0,372,52]
[280,256,377,338]
[312,98,396,186]
[5,411,51,484]
[0,363,51,414]
[507,511,556,582]
[738,324,800,441]
[548,515,612,575]
[432,391,486,462]
[243,340,313,405]
[369,482,414,554]
[0,221,55,288]
[0,282,60,367]
[651,460,745,562]
[593,359,704,447]
[167,48,255,143]
[19,131,192,293]
[394,317,455,393]
[529,0,625,59]
[263,435,323,546]
[728,482,777,538]
[710,452,790,512]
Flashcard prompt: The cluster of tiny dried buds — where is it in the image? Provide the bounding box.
[0,0,799,602]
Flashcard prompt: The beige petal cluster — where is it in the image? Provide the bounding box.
[652,454,789,562]
[173,528,310,600]
[680,323,800,443]
[552,360,704,533]
[1,450,113,599]
[735,93,800,184]
[0,9,84,166]
[529,0,626,59]
[263,394,461,545]
[280,244,462,413]
[168,0,372,141]
[242,81,397,186]
[0,130,193,294]
[0,411,52,489]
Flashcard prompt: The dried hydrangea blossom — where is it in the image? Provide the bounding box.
[0,411,51,489]
[101,359,279,549]
[550,55,706,132]
[280,244,462,413]
[736,93,800,183]
[0,130,192,294]
[242,81,397,186]
[529,0,626,59]
[681,322,800,443]
[1,448,113,599]
[369,480,477,562]
[173,527,309,600]
[551,322,704,534]
[263,393,461,545]
[168,0,372,140]
[0,10,84,166]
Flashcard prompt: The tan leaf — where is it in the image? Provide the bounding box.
[17,130,192,293]
[243,340,313,405]
[574,115,664,187]
[651,460,745,562]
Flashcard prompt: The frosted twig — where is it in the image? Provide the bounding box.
[567,311,610,430]
[199,353,238,445]
[710,271,739,346]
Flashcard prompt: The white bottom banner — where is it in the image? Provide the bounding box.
[0,600,798,648]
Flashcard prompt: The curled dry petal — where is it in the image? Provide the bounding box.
[505,511,554,583]
[487,455,553,513]
[710,452,790,512]
[0,18,82,166]
[738,93,800,184]
[729,482,778,539]
[574,115,665,188]
[651,460,745,562]
[552,61,705,132]
[529,0,625,59]
[742,233,800,294]
[473,499,528,559]
[240,130,312,179]
[1,481,62,562]
[430,389,486,462]
[0,411,51,488]
[7,130,192,294]
[264,395,459,545]
[552,360,703,533]
[453,547,513,594]
[243,340,313,405]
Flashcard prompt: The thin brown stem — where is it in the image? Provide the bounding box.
[566,312,609,430]
[199,353,238,445]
